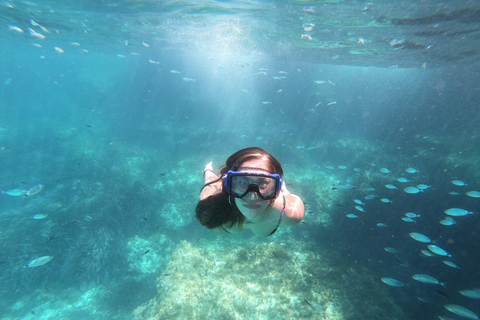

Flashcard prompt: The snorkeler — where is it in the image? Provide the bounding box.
[195,147,304,237]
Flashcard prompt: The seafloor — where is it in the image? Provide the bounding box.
[132,237,406,320]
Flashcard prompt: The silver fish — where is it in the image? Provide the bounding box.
[26,256,53,267]
[25,184,44,196]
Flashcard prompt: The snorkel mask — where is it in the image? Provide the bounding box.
[224,170,283,200]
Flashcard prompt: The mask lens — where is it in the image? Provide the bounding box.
[230,174,278,199]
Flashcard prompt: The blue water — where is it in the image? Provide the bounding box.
[1,1,480,319]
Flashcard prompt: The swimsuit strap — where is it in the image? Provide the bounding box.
[268,194,285,236]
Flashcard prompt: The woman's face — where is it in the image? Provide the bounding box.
[234,157,273,219]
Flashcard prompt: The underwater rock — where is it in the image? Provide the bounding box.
[133,239,407,320]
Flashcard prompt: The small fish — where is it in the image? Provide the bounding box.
[443,260,459,269]
[353,168,362,172]
[8,25,24,33]
[354,205,364,212]
[427,245,450,257]
[353,199,364,205]
[409,232,431,243]
[377,223,387,227]
[385,184,397,189]
[327,101,337,106]
[182,78,195,82]
[304,299,314,308]
[346,214,358,218]
[412,274,444,285]
[380,168,390,173]
[440,218,456,226]
[25,184,44,196]
[380,198,392,203]
[404,186,421,194]
[142,41,150,47]
[401,217,415,222]
[451,180,467,186]
[32,214,48,219]
[384,247,399,254]
[396,177,409,183]
[449,191,461,195]
[262,101,272,105]
[459,290,480,299]
[143,249,150,255]
[3,189,27,196]
[416,184,430,190]
[405,212,419,218]
[444,208,473,216]
[405,168,418,173]
[338,165,347,169]
[466,191,480,198]
[86,124,92,127]
[314,80,326,85]
[421,250,433,257]
[170,70,180,74]
[364,194,376,200]
[28,28,46,40]
[444,304,479,320]
[381,278,405,287]
[26,256,53,267]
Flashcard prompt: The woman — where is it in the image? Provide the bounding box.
[195,147,304,237]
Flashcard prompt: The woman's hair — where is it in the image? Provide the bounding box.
[195,147,283,229]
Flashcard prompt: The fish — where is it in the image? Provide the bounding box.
[346,214,358,218]
[262,101,272,105]
[443,260,459,269]
[384,247,399,254]
[417,184,430,190]
[427,245,450,257]
[32,214,48,219]
[409,232,431,243]
[25,184,44,196]
[466,191,480,198]
[170,70,180,74]
[396,177,409,183]
[338,165,347,169]
[449,191,461,195]
[377,223,387,227]
[3,189,27,196]
[440,217,456,226]
[404,186,421,194]
[405,212,419,218]
[459,290,480,299]
[364,194,377,200]
[314,80,326,85]
[405,168,418,173]
[8,25,24,33]
[421,250,433,257]
[401,217,414,222]
[28,28,46,40]
[381,278,405,287]
[143,250,150,255]
[444,304,479,319]
[451,180,467,186]
[444,208,474,216]
[354,206,365,212]
[385,184,397,189]
[379,168,390,173]
[412,274,444,285]
[353,199,364,205]
[182,78,195,82]
[353,168,362,172]
[380,198,392,203]
[26,256,53,267]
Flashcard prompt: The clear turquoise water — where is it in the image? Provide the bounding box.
[1,1,480,319]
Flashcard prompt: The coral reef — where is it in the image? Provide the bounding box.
[133,238,406,320]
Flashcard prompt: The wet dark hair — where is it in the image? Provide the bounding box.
[195,147,283,230]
